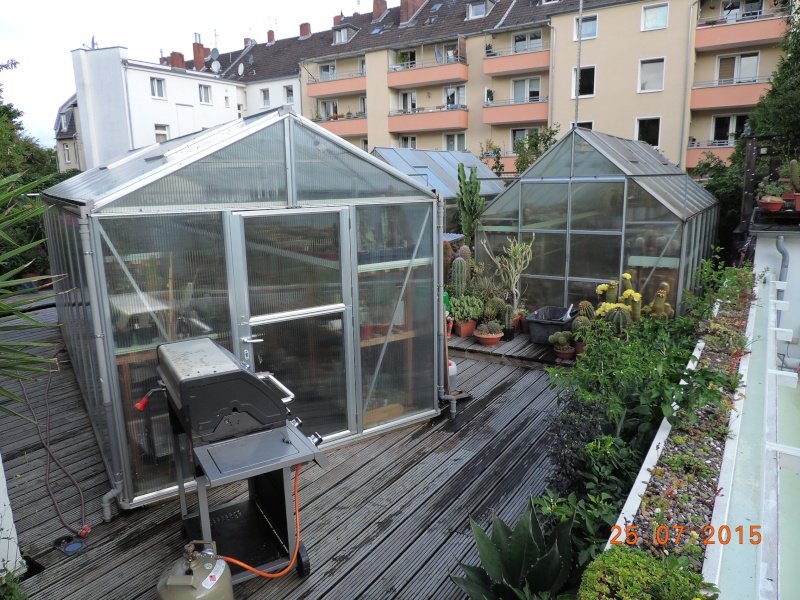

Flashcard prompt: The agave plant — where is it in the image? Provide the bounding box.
[451,497,575,600]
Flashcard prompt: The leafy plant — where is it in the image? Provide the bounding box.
[756,178,789,198]
[0,573,28,600]
[578,546,718,600]
[451,496,575,600]
[467,275,505,306]
[580,436,641,498]
[514,124,561,174]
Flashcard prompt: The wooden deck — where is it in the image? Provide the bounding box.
[447,330,575,366]
[2,307,561,600]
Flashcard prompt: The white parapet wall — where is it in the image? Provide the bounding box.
[0,448,25,576]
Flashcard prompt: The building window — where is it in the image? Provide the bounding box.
[513,30,543,53]
[155,124,169,143]
[467,1,486,19]
[512,78,541,103]
[320,100,338,119]
[359,96,367,115]
[224,95,230,108]
[572,66,596,98]
[60,114,68,131]
[512,128,538,150]
[285,85,294,104]
[63,143,71,163]
[717,53,758,84]
[199,85,212,104]
[637,117,660,148]
[320,63,336,82]
[334,28,349,44]
[237,104,244,118]
[642,3,669,30]
[361,139,369,152]
[575,15,598,40]
[573,121,594,130]
[359,58,367,75]
[445,133,466,151]
[400,91,417,112]
[150,77,166,98]
[401,136,417,149]
[722,0,764,22]
[712,114,748,143]
[639,58,665,92]
[261,89,270,107]
[444,43,459,64]
[445,85,466,107]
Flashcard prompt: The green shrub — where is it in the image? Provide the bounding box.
[0,573,28,600]
[578,546,717,600]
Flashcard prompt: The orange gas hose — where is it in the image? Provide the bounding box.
[221,464,302,578]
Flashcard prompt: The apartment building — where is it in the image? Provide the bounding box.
[298,0,787,172]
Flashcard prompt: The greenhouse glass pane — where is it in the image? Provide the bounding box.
[251,315,348,437]
[523,134,574,178]
[102,125,289,212]
[526,232,566,277]
[522,276,564,310]
[357,204,435,429]
[98,213,233,497]
[293,122,424,203]
[569,234,621,279]
[244,212,342,316]
[521,183,568,230]
[572,134,623,176]
[568,280,603,307]
[570,182,624,231]
[482,187,519,228]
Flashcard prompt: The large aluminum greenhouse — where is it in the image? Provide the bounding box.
[478,128,719,312]
[41,108,442,508]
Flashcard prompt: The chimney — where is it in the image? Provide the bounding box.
[204,48,211,58]
[334,15,343,26]
[300,22,311,37]
[400,0,425,22]
[244,37,251,47]
[169,51,185,68]
[267,30,275,43]
[192,42,204,70]
[373,0,387,19]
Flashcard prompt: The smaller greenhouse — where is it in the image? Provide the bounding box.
[41,108,442,509]
[478,128,719,312]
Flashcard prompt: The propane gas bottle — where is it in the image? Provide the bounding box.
[156,542,234,600]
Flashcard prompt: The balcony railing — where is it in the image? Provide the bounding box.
[308,69,366,83]
[483,96,549,107]
[388,55,466,72]
[688,139,736,148]
[697,6,787,26]
[484,41,551,57]
[311,112,367,123]
[693,75,772,88]
[388,105,467,116]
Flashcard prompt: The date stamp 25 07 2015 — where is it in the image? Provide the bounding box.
[610,524,762,546]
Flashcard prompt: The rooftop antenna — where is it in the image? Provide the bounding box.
[214,29,219,47]
[574,0,584,127]
[91,35,97,49]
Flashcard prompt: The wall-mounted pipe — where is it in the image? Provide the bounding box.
[102,488,120,522]
[435,193,457,418]
[776,235,789,328]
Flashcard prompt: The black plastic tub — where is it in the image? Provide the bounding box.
[526,306,578,345]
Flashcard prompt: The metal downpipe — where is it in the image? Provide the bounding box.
[776,235,789,328]
[435,193,456,416]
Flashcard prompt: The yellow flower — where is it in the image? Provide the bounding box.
[596,284,609,294]
[622,272,632,280]
[622,289,635,298]
[608,280,618,288]
[633,292,642,302]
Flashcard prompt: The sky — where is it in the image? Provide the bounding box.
[0,0,401,148]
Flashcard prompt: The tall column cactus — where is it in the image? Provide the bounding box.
[457,163,484,248]
[451,256,467,298]
[482,236,534,312]
[791,159,799,192]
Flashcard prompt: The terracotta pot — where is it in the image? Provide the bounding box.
[519,317,530,334]
[758,196,784,212]
[554,347,576,360]
[474,332,503,346]
[575,340,586,355]
[453,320,477,337]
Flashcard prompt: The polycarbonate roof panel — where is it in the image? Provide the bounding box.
[372,147,504,200]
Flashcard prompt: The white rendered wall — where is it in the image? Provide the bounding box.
[754,233,800,359]
[243,76,302,117]
[72,47,131,170]
[0,449,25,577]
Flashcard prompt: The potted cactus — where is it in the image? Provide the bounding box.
[757,179,789,212]
[548,330,575,359]
[450,295,483,337]
[502,304,515,341]
[474,321,503,346]
[571,314,591,355]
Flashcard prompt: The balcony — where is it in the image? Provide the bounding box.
[696,7,787,51]
[388,105,468,133]
[312,114,368,137]
[482,98,549,125]
[307,70,367,98]
[691,76,771,110]
[685,139,736,169]
[483,43,551,76]
[387,57,468,90]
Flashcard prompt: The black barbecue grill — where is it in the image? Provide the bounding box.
[156,338,328,584]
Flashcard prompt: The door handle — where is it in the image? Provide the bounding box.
[241,336,264,343]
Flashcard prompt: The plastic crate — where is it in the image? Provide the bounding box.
[526,306,578,345]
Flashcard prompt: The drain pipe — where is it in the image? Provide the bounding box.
[435,192,457,417]
[776,235,789,327]
[102,488,120,523]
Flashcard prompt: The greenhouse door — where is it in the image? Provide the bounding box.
[230,208,356,442]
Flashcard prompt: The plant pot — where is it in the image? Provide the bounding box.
[575,340,586,355]
[519,318,529,334]
[475,332,503,346]
[453,320,477,338]
[553,347,576,360]
[502,327,515,342]
[758,196,784,212]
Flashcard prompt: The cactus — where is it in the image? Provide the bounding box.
[456,163,485,248]
[606,281,619,304]
[443,241,454,279]
[659,281,670,295]
[450,295,484,324]
[503,304,514,330]
[621,272,633,292]
[485,297,506,321]
[791,159,800,192]
[548,330,574,350]
[451,257,467,298]
[578,300,596,319]
[631,294,642,322]
[477,321,503,335]
[457,245,472,285]
[605,306,632,335]
[648,289,675,319]
[572,315,591,334]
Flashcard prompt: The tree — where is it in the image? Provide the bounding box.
[456,163,484,248]
[513,124,561,174]
[693,152,744,257]
[745,8,800,160]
